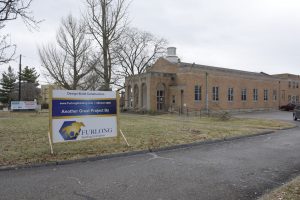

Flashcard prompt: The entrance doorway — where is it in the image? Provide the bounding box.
[141,83,147,109]
[157,83,165,111]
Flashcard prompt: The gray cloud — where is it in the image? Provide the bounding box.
[131,0,300,74]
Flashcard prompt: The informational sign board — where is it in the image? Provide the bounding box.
[11,101,37,110]
[50,90,118,143]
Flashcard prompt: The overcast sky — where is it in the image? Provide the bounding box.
[2,0,300,84]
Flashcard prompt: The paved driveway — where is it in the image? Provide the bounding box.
[0,126,299,200]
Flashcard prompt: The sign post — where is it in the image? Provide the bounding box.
[116,92,121,144]
[116,91,130,146]
[48,86,54,154]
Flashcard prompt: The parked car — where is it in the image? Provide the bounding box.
[279,103,296,111]
[293,105,300,121]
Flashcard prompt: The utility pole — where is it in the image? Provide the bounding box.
[205,72,209,114]
[18,54,22,101]
[278,81,281,108]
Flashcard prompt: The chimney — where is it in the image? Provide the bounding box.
[166,47,179,63]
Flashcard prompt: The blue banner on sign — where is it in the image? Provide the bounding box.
[52,99,117,117]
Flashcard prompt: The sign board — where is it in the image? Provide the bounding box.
[11,101,37,110]
[50,90,118,143]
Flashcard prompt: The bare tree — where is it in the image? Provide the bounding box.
[0,34,15,64]
[39,15,95,90]
[0,0,40,64]
[0,0,38,25]
[84,0,128,90]
[115,27,167,77]
[81,67,104,90]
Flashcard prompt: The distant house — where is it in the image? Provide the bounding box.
[124,47,300,112]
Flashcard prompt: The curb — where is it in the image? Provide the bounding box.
[0,128,294,172]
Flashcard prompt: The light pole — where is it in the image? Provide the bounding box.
[18,54,22,101]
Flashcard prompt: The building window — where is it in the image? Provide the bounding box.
[212,87,219,101]
[264,89,269,101]
[289,81,291,88]
[273,90,277,101]
[296,96,299,103]
[297,82,299,89]
[293,81,296,89]
[241,89,247,101]
[194,85,201,101]
[253,89,258,102]
[228,88,234,102]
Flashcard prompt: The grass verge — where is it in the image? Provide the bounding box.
[259,176,300,200]
[0,111,296,167]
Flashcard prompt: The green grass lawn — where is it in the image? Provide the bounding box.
[0,111,295,167]
[260,176,300,200]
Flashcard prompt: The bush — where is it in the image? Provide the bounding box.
[211,111,232,121]
[41,103,49,109]
[218,111,231,121]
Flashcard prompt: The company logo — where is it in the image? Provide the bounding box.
[59,121,85,141]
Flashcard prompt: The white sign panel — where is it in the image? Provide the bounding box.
[11,101,37,110]
[50,90,118,143]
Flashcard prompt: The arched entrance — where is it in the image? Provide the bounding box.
[133,84,139,108]
[156,83,165,111]
[127,85,132,108]
[141,83,147,109]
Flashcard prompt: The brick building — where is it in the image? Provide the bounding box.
[125,47,300,112]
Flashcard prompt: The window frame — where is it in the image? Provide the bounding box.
[264,89,269,101]
[194,85,201,101]
[228,87,234,102]
[253,88,258,102]
[212,86,219,101]
[241,88,247,101]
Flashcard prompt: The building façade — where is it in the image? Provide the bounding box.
[125,47,300,113]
